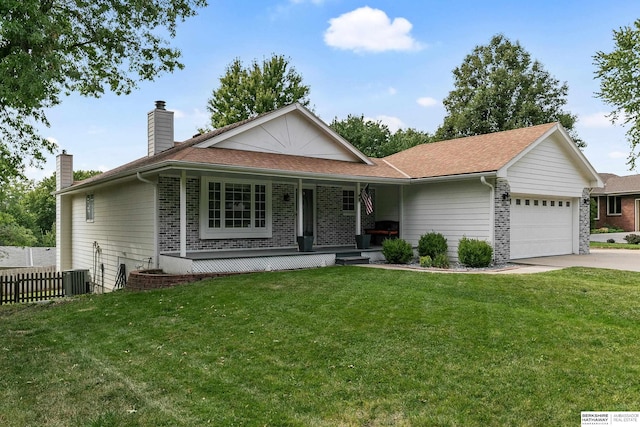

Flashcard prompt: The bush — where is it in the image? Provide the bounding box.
[382,238,414,264]
[418,232,448,258]
[607,238,616,244]
[624,234,640,244]
[458,237,493,268]
[419,256,432,268]
[432,253,450,269]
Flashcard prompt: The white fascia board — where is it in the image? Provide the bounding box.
[408,171,497,184]
[194,103,375,166]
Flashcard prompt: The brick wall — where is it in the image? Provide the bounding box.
[493,179,510,264]
[315,186,376,246]
[593,195,638,231]
[158,176,377,251]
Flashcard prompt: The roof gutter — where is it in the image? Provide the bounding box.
[409,171,498,184]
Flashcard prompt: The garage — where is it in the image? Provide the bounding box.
[510,195,574,259]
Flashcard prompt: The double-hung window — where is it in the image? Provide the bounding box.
[607,196,622,216]
[200,178,271,239]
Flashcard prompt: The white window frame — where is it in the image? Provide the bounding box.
[607,195,622,216]
[199,177,272,239]
[342,187,355,215]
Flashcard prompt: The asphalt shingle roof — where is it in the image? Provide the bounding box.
[592,173,640,195]
[67,118,560,189]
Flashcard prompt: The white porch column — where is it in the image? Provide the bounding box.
[180,170,187,258]
[297,179,303,236]
[356,182,362,235]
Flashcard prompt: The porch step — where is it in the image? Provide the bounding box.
[335,253,370,265]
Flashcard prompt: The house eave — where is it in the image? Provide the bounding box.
[409,171,498,184]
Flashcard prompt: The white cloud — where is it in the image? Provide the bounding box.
[609,151,628,159]
[580,112,612,128]
[365,115,406,133]
[324,7,424,53]
[417,97,438,107]
[388,87,397,96]
[46,136,59,146]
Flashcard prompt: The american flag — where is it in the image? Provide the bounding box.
[360,184,373,215]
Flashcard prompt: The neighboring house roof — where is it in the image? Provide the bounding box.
[0,246,56,268]
[383,123,557,178]
[592,173,640,195]
[58,104,600,192]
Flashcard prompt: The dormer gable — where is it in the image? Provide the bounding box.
[195,103,373,165]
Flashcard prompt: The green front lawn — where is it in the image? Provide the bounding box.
[2,267,639,426]
[591,241,640,249]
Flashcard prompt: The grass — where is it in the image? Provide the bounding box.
[2,267,640,426]
[591,241,640,249]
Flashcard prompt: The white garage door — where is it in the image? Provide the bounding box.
[510,196,574,259]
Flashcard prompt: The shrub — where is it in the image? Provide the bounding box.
[382,238,414,264]
[418,232,448,258]
[458,237,493,268]
[624,234,640,244]
[607,238,616,244]
[432,253,450,269]
[419,256,432,268]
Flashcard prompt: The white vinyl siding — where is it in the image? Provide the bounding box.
[402,180,491,260]
[70,181,156,291]
[506,136,589,197]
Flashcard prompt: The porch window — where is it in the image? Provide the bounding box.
[592,197,600,220]
[342,189,355,214]
[607,196,622,216]
[200,178,272,239]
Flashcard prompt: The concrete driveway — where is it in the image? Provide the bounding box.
[589,232,635,243]
[515,249,640,272]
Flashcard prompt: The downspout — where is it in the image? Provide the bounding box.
[480,176,495,252]
[137,172,159,268]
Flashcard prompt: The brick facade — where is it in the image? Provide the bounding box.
[493,179,511,264]
[593,195,638,232]
[158,176,376,252]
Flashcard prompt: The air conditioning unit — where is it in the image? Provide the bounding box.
[63,269,90,296]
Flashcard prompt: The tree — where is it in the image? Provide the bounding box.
[0,0,207,184]
[594,19,640,168]
[0,170,101,246]
[206,55,311,129]
[330,115,392,158]
[330,115,433,157]
[436,34,583,147]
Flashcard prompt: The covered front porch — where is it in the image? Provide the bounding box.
[159,246,387,274]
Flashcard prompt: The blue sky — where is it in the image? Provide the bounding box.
[32,0,640,180]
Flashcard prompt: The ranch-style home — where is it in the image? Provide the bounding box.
[55,102,602,291]
[591,173,640,231]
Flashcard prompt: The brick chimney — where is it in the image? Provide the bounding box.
[56,150,73,191]
[148,100,174,156]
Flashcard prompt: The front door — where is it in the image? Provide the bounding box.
[302,188,315,238]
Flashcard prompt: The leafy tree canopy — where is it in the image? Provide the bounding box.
[0,170,101,246]
[206,54,311,129]
[436,34,583,147]
[330,115,433,158]
[594,19,640,168]
[0,0,207,184]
